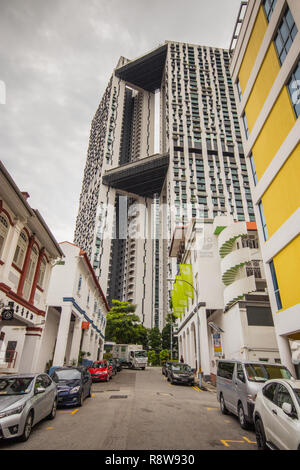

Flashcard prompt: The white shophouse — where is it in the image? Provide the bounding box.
[39,241,109,371]
[170,216,280,384]
[0,161,63,373]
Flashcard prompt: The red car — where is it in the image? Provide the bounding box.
[88,360,113,382]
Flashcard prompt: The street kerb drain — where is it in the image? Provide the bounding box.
[109,395,128,399]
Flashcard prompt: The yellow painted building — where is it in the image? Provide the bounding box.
[230,0,300,376]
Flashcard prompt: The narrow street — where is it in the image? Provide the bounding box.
[0,367,256,451]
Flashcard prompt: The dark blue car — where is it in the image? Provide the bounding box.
[50,366,92,407]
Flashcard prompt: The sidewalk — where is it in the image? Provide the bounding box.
[194,376,217,393]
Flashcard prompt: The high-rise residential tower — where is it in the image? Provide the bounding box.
[74,41,257,330]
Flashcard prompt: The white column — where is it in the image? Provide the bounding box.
[277,334,296,377]
[184,332,188,363]
[178,334,182,361]
[52,305,72,367]
[69,316,82,365]
[18,328,43,373]
[90,333,97,361]
[195,317,200,375]
[98,338,104,360]
[81,324,92,358]
[199,307,211,379]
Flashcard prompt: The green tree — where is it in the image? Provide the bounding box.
[105,300,148,345]
[159,349,170,364]
[148,327,162,354]
[148,350,159,366]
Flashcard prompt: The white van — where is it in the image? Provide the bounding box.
[216,360,293,429]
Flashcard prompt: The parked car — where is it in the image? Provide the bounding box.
[162,360,178,377]
[88,361,113,382]
[50,366,92,407]
[108,359,117,376]
[253,378,300,450]
[0,373,57,441]
[167,363,195,386]
[216,360,293,429]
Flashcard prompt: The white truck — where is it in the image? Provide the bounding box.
[112,344,148,370]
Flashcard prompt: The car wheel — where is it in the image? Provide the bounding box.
[255,417,268,450]
[238,403,248,430]
[47,399,57,420]
[78,391,84,407]
[220,394,229,415]
[19,411,33,442]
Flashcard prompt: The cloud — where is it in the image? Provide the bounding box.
[0,0,242,243]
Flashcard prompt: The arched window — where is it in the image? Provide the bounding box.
[0,214,9,258]
[13,230,28,269]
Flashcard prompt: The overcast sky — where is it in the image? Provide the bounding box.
[0,0,242,244]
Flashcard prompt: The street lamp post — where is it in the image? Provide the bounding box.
[167,278,203,389]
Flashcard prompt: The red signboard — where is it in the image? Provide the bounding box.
[81,321,90,330]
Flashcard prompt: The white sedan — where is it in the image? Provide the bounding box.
[253,378,300,450]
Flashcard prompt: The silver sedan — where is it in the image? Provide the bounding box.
[0,373,57,441]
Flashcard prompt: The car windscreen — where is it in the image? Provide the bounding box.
[171,364,191,373]
[91,362,107,368]
[54,369,81,381]
[245,364,292,382]
[293,389,300,406]
[135,351,147,358]
[0,377,34,395]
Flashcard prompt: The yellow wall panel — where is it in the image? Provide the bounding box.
[274,235,300,311]
[252,87,296,180]
[245,42,280,131]
[238,6,268,93]
[261,144,300,238]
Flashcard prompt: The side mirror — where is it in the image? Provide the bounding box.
[238,373,245,383]
[35,387,46,395]
[282,402,293,416]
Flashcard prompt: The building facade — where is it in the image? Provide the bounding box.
[40,241,109,371]
[230,0,300,376]
[170,217,280,383]
[74,41,256,330]
[0,161,63,373]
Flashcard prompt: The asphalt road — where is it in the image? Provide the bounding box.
[0,367,257,451]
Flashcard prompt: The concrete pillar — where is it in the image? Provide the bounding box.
[18,327,43,373]
[199,307,211,380]
[98,338,104,360]
[195,315,201,375]
[189,329,195,368]
[90,333,96,361]
[52,305,72,366]
[277,334,296,377]
[69,316,82,365]
[184,332,188,363]
[81,324,92,360]
[190,324,196,369]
